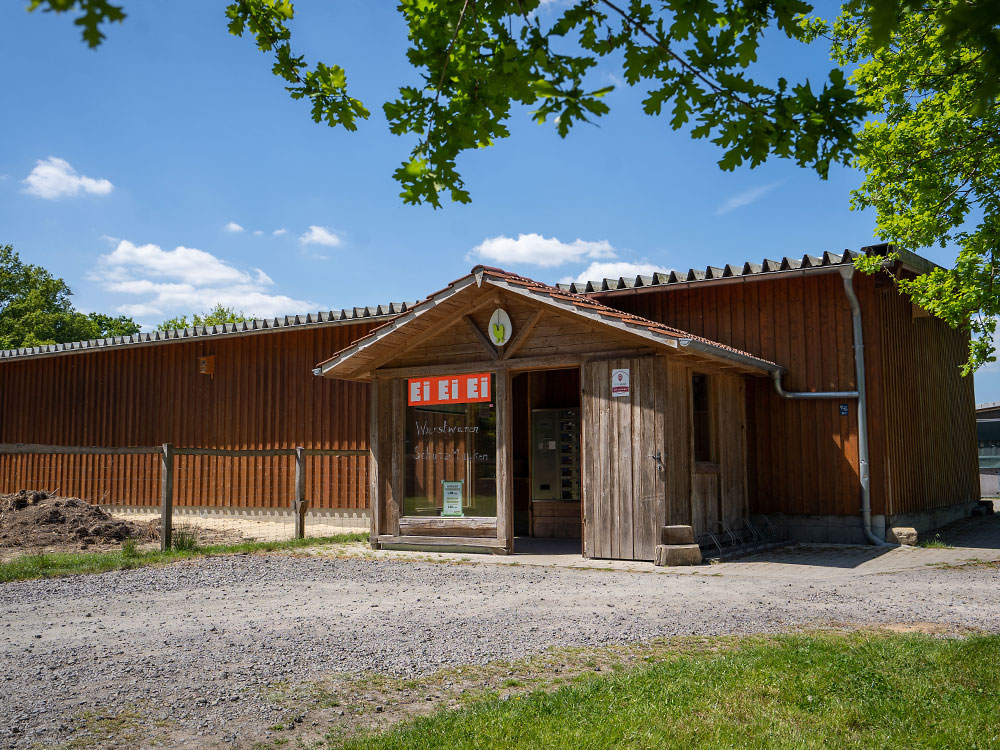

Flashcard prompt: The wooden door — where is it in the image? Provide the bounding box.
[582,356,666,561]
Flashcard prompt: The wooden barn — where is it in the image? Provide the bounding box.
[0,243,980,560]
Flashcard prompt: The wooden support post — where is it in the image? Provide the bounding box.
[160,443,174,552]
[390,378,403,537]
[496,369,514,553]
[294,446,307,539]
[369,378,381,548]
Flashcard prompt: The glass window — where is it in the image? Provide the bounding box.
[692,373,713,463]
[403,376,497,517]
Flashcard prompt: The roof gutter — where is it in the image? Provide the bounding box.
[677,338,782,375]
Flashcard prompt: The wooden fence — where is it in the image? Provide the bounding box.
[0,443,367,550]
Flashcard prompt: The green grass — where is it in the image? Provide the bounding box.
[0,533,367,583]
[331,632,1000,750]
[918,534,955,549]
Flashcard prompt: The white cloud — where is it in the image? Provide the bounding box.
[715,181,784,216]
[224,222,244,233]
[272,228,287,236]
[253,230,263,236]
[559,261,671,285]
[22,157,113,199]
[88,239,314,320]
[299,225,341,247]
[468,233,615,268]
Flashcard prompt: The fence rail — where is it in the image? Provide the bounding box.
[0,443,161,456]
[0,443,369,550]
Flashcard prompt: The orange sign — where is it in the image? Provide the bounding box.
[408,373,491,406]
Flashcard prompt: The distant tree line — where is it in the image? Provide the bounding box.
[1,244,256,348]
[0,244,139,350]
[156,304,254,332]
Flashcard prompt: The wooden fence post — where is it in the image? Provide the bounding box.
[294,447,307,539]
[160,443,174,551]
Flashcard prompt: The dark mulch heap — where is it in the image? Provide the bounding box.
[0,490,154,550]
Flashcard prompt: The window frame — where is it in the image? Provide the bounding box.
[691,371,718,470]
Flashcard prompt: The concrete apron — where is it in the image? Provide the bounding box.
[314,523,1000,580]
[770,500,980,545]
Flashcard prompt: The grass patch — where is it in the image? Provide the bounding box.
[58,708,149,749]
[0,533,367,583]
[330,632,1000,750]
[918,534,955,549]
[172,529,198,551]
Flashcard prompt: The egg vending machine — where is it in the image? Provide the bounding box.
[530,408,582,536]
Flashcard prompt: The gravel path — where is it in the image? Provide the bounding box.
[3,552,999,748]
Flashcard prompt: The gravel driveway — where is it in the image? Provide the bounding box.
[3,549,999,748]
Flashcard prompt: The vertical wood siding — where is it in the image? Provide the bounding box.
[582,355,666,561]
[875,286,980,515]
[602,272,977,518]
[607,273,866,517]
[0,323,377,508]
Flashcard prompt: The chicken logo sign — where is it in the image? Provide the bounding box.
[611,368,630,398]
[488,308,512,346]
[408,373,492,406]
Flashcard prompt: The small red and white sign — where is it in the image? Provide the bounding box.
[408,373,491,406]
[611,368,630,398]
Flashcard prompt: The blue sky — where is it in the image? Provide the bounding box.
[2,1,996,400]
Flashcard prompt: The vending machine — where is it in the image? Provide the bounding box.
[530,408,581,536]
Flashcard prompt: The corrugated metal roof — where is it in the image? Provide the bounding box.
[316,266,781,378]
[555,243,931,296]
[0,303,414,362]
[0,242,936,364]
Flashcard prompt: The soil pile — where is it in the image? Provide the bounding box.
[0,490,153,550]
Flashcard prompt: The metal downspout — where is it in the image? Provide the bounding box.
[769,266,894,546]
[770,371,858,400]
[838,266,894,546]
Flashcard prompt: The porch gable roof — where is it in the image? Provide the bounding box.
[314,267,782,381]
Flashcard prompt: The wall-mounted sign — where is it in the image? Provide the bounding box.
[840,403,849,416]
[441,480,464,517]
[488,308,513,346]
[611,368,630,398]
[408,373,491,406]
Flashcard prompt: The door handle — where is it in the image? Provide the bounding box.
[648,451,664,472]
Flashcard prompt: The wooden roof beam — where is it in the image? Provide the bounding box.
[463,315,499,360]
[500,309,543,360]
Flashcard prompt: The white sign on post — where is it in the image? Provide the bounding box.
[611,368,630,398]
[441,480,465,517]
